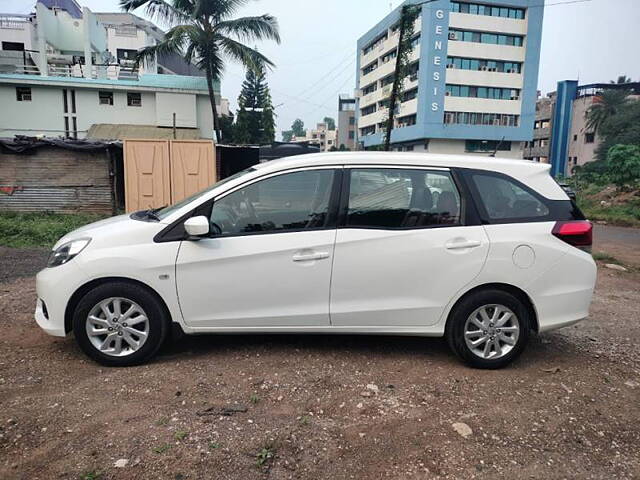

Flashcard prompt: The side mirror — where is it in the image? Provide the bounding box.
[184,216,210,238]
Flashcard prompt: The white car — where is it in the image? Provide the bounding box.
[35,153,596,369]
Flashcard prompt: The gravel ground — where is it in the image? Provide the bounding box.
[0,232,639,480]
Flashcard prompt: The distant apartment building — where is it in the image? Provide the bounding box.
[292,122,338,152]
[337,95,357,150]
[356,0,543,157]
[524,81,640,176]
[0,0,227,139]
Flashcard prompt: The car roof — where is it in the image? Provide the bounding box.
[253,152,551,178]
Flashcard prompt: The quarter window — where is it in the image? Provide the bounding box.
[471,174,549,220]
[210,170,335,236]
[347,169,461,229]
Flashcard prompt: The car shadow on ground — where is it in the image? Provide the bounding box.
[151,330,582,370]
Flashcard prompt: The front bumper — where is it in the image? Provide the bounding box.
[34,262,85,338]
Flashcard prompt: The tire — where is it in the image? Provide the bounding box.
[72,281,170,367]
[445,289,531,369]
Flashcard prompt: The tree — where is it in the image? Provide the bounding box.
[611,75,632,85]
[585,89,631,134]
[218,113,235,143]
[282,130,293,142]
[234,64,276,144]
[595,100,640,162]
[383,3,423,151]
[606,144,640,188]
[291,119,306,137]
[120,0,280,142]
[323,117,336,131]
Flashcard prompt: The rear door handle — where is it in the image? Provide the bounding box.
[292,252,330,262]
[445,239,482,250]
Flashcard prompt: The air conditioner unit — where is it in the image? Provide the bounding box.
[480,66,488,71]
[511,96,520,101]
[445,91,451,96]
[493,119,500,125]
[447,64,454,69]
[449,32,457,40]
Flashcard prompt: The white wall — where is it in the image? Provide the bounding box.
[0,83,214,139]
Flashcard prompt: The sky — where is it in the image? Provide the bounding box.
[7,0,640,139]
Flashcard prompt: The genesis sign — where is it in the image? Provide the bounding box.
[429,7,447,113]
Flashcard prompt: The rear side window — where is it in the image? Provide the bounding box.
[471,173,549,220]
[346,168,461,228]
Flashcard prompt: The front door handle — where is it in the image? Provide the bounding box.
[445,239,482,250]
[292,251,330,262]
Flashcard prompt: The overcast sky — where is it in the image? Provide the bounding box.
[9,0,640,138]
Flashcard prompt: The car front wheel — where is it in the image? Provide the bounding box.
[72,282,169,367]
[446,289,531,369]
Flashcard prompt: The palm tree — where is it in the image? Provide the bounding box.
[120,0,280,141]
[585,88,631,134]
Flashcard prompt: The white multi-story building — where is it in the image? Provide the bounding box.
[356,0,543,157]
[292,122,338,152]
[0,0,226,139]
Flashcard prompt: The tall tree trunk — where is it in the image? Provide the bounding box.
[205,63,221,142]
[384,7,409,152]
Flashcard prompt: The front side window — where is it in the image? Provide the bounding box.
[127,92,142,107]
[347,168,461,229]
[210,169,335,236]
[472,173,549,220]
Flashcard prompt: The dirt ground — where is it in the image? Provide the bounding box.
[1,229,639,480]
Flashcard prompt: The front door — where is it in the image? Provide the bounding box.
[176,168,340,328]
[330,167,489,327]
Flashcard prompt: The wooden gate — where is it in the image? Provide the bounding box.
[124,139,216,212]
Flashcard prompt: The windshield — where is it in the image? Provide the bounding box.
[155,168,257,221]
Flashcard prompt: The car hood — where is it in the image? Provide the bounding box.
[53,214,165,250]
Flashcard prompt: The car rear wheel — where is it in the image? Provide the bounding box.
[72,282,169,367]
[446,289,531,369]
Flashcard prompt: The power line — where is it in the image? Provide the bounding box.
[293,52,355,99]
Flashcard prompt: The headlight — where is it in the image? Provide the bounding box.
[47,238,91,268]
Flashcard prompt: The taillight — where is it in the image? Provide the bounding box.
[552,221,593,251]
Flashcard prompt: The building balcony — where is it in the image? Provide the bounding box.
[449,12,527,36]
[445,67,523,89]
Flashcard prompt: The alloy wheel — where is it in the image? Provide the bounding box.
[85,297,150,357]
[463,304,520,360]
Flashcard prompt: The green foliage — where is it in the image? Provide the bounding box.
[338,144,350,151]
[250,394,260,404]
[323,117,336,131]
[281,130,293,142]
[291,119,306,137]
[606,144,640,188]
[585,89,631,134]
[219,113,236,143]
[80,471,102,480]
[383,4,421,150]
[120,0,280,139]
[256,446,275,466]
[152,444,171,454]
[0,212,107,249]
[234,64,276,145]
[174,430,188,441]
[595,101,640,162]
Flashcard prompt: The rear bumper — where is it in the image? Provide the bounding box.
[528,250,597,332]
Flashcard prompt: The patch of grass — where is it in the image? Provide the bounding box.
[174,430,188,441]
[299,415,310,426]
[152,443,172,454]
[592,252,620,264]
[577,194,640,228]
[155,416,169,426]
[256,446,275,466]
[80,472,102,480]
[250,394,260,404]
[0,212,108,248]
[208,441,221,450]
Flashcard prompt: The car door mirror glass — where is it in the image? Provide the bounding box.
[184,216,210,237]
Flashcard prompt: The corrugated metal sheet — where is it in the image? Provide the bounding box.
[0,186,113,214]
[0,146,115,214]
